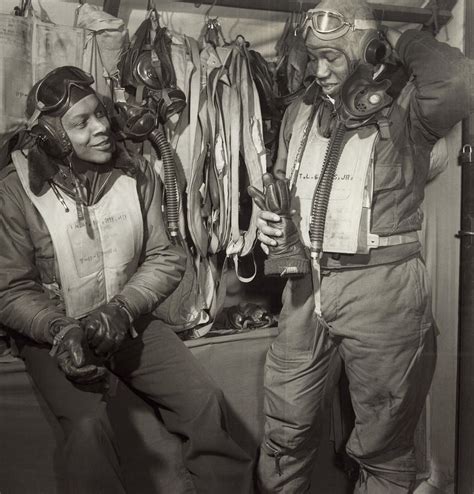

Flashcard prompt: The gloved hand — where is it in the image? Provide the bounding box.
[248,173,310,277]
[82,300,132,358]
[49,318,107,384]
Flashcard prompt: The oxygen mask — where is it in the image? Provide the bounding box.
[338,63,392,128]
[114,102,156,142]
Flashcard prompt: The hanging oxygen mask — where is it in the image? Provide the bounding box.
[114,100,180,241]
[116,10,186,240]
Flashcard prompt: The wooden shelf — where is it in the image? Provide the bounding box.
[102,0,456,30]
[178,0,454,29]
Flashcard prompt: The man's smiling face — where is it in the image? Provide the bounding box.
[61,94,114,164]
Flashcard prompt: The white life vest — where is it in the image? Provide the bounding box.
[287,104,378,255]
[13,150,143,318]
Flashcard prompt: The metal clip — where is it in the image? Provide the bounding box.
[460,144,473,165]
[457,230,474,237]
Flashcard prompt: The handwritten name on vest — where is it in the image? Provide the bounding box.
[66,213,129,231]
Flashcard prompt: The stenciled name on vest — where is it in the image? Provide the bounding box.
[297,172,355,182]
[287,106,378,254]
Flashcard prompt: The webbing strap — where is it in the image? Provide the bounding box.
[207,49,224,253]
[210,46,234,253]
[311,258,322,317]
[186,46,212,258]
[368,231,419,249]
[186,36,201,189]
[187,91,210,257]
[239,43,266,258]
[214,255,231,319]
[227,46,243,259]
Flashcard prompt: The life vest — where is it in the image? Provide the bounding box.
[12,150,143,319]
[287,103,378,255]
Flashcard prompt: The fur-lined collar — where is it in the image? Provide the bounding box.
[26,138,138,195]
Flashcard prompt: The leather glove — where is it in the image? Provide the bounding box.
[82,300,132,358]
[49,318,107,384]
[248,173,310,277]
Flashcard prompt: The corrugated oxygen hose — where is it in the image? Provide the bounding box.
[309,121,346,257]
[149,126,179,238]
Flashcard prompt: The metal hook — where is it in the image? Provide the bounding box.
[205,0,218,19]
[146,0,157,12]
[430,0,440,35]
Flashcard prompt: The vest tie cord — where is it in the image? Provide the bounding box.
[248,173,310,278]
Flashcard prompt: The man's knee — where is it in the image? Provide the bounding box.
[257,442,317,494]
[348,444,417,494]
[65,412,112,451]
[195,383,226,415]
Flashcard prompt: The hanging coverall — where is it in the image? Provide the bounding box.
[256,0,473,492]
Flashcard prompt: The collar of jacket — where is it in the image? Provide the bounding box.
[27,138,138,196]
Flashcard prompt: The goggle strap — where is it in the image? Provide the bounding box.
[353,19,379,31]
[26,108,42,130]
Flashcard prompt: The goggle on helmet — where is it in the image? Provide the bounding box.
[302,9,378,41]
[33,66,94,115]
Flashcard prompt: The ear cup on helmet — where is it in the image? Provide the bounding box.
[30,118,72,159]
[360,30,387,65]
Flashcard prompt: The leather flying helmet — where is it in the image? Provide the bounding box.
[304,0,386,66]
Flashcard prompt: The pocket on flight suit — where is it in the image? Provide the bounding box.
[270,276,323,363]
[406,256,434,330]
[373,163,404,192]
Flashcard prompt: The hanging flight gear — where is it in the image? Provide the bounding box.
[184,30,268,329]
[117,14,216,335]
[76,3,128,107]
[233,38,267,260]
[247,49,282,166]
[114,101,179,238]
[114,98,210,332]
[118,9,186,118]
[275,12,308,98]
[117,10,191,239]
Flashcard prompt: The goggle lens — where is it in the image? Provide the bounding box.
[314,12,346,33]
[302,10,353,41]
[35,66,94,113]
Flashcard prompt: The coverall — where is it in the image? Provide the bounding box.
[257,29,472,493]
